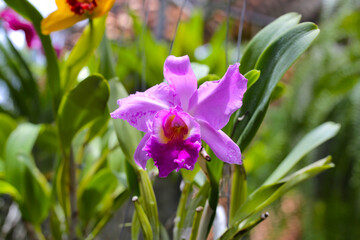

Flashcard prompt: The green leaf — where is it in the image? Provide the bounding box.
[5,123,50,224]
[270,82,286,102]
[63,16,106,91]
[229,165,247,224]
[57,75,110,149]
[221,156,334,239]
[133,196,153,240]
[138,169,160,238]
[233,22,320,150]
[263,122,340,185]
[0,113,17,157]
[244,69,260,89]
[98,34,117,79]
[78,169,119,223]
[0,180,22,201]
[180,162,200,183]
[239,12,301,74]
[4,0,61,110]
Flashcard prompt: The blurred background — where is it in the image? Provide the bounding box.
[0,0,359,239]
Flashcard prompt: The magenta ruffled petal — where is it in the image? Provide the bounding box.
[199,120,242,165]
[134,133,151,169]
[0,8,40,49]
[144,108,201,177]
[110,83,177,132]
[189,63,247,130]
[163,55,197,111]
[145,137,201,177]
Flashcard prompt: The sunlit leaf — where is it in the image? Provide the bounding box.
[233,22,320,150]
[57,75,109,149]
[5,123,50,224]
[63,16,106,91]
[263,122,340,185]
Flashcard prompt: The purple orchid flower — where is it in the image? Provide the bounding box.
[0,8,62,57]
[0,8,41,49]
[111,55,247,177]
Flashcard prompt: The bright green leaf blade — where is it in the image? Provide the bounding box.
[244,69,260,89]
[63,16,106,91]
[4,123,50,224]
[239,12,301,73]
[221,156,334,239]
[0,180,22,201]
[0,113,17,157]
[138,169,160,238]
[234,23,320,150]
[263,122,340,185]
[57,75,110,148]
[5,123,40,185]
[4,0,61,110]
[229,165,247,225]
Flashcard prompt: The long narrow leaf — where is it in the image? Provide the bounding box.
[233,23,320,150]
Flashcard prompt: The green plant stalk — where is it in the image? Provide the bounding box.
[63,18,94,92]
[196,201,214,240]
[229,165,247,225]
[69,148,78,240]
[232,212,269,239]
[138,169,160,239]
[173,182,192,240]
[189,207,204,240]
[85,189,130,240]
[133,196,153,240]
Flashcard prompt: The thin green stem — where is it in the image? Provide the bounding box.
[174,182,192,240]
[189,207,204,240]
[69,147,78,240]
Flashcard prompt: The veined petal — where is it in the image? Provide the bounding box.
[134,132,151,169]
[110,83,176,132]
[199,120,242,165]
[94,0,116,17]
[41,10,85,35]
[190,63,247,130]
[163,55,197,111]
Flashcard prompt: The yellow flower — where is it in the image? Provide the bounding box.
[41,0,115,35]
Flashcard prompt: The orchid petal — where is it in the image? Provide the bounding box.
[110,83,176,132]
[163,55,197,111]
[94,0,116,17]
[134,133,151,169]
[190,63,247,130]
[41,10,85,35]
[199,120,242,165]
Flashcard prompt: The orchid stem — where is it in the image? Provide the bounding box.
[174,181,192,240]
[197,201,214,240]
[69,147,78,240]
[189,207,204,240]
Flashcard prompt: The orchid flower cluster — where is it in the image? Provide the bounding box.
[111,55,247,177]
